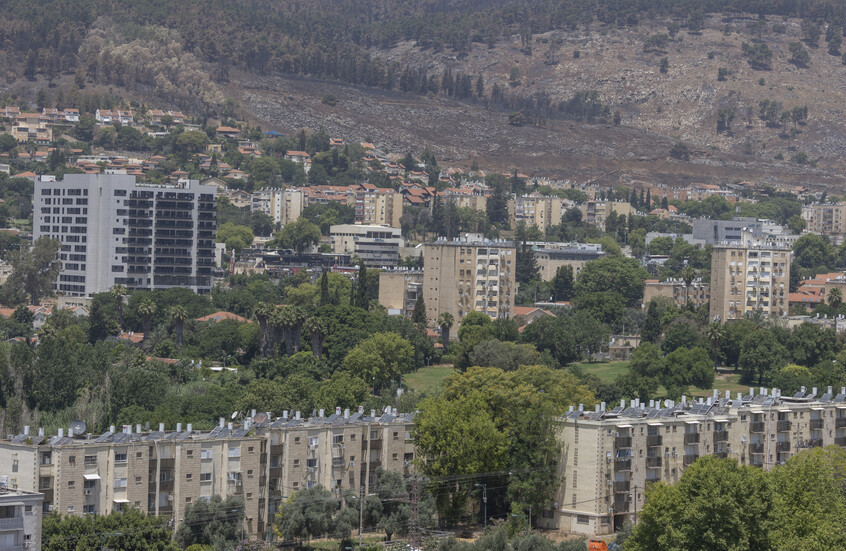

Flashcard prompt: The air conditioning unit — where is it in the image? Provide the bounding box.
[665,452,670,458]
[47,505,54,512]
[84,489,93,496]
[606,480,612,486]
[673,453,679,458]
[167,494,173,502]
[307,467,315,473]
[348,461,355,467]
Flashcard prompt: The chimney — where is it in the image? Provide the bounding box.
[358,405,364,414]
[186,424,192,433]
[595,404,600,413]
[176,423,182,433]
[370,409,376,418]
[344,409,350,419]
[706,398,712,406]
[568,406,574,413]
[681,396,687,404]
[243,419,251,431]
[319,409,325,418]
[160,423,166,432]
[801,386,806,394]
[737,393,742,400]
[725,390,730,399]
[23,426,29,436]
[68,428,73,438]
[38,428,44,437]
[649,400,655,408]
[842,387,846,395]
[578,403,584,411]
[58,428,64,438]
[750,387,755,396]
[829,386,834,395]
[620,399,626,409]
[335,407,342,415]
[251,409,257,418]
[392,408,397,416]
[283,411,289,419]
[713,389,719,398]
[762,388,768,396]
[600,401,606,411]
[812,387,818,395]
[219,418,225,428]
[228,422,233,430]
[110,425,115,434]
[295,411,301,420]
[136,424,142,434]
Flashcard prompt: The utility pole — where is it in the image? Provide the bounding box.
[474,483,487,529]
[633,485,638,524]
[408,476,421,549]
[358,484,365,547]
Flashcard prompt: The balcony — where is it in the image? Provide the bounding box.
[810,419,825,430]
[809,438,824,448]
[750,422,765,433]
[713,431,729,443]
[835,437,846,447]
[646,435,663,447]
[683,433,700,445]
[749,443,764,454]
[776,441,791,452]
[613,481,630,493]
[614,459,631,472]
[646,457,662,468]
[683,455,699,467]
[613,501,630,513]
[714,451,729,459]
[0,517,23,530]
[777,420,792,432]
[836,418,846,429]
[615,436,632,448]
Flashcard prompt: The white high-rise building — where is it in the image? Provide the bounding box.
[33,174,217,298]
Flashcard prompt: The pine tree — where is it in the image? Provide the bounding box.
[645,189,652,209]
[319,271,330,306]
[516,242,540,284]
[356,263,369,309]
[641,300,662,343]
[551,265,575,301]
[411,294,427,329]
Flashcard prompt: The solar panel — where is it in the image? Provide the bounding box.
[609,407,623,414]
[834,393,846,403]
[820,393,833,402]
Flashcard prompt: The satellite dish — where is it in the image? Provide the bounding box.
[231,411,239,419]
[254,412,269,424]
[70,420,87,436]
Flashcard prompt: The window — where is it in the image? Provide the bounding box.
[309,437,318,447]
[68,481,75,488]
[83,480,96,489]
[135,477,141,485]
[200,449,212,460]
[136,451,143,458]
[83,505,96,515]
[392,453,398,461]
[200,473,212,482]
[186,474,192,481]
[186,497,192,503]
[247,470,253,476]
[393,432,399,440]
[576,515,590,525]
[293,459,300,467]
[294,437,301,444]
[67,506,74,513]
[186,450,193,457]
[333,435,344,445]
[248,446,254,453]
[68,455,76,464]
[114,453,127,463]
[306,458,317,468]
[228,445,241,458]
[293,482,299,489]
[114,478,127,488]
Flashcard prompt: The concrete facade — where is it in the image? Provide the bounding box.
[0,410,415,541]
[802,203,846,244]
[329,224,404,267]
[709,244,790,322]
[0,488,42,550]
[692,217,761,245]
[378,269,424,317]
[643,278,710,309]
[423,237,516,331]
[355,190,403,228]
[33,174,217,297]
[509,194,570,234]
[542,387,846,536]
[251,188,304,226]
[529,242,605,281]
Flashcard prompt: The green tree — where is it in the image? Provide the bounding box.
[626,457,773,551]
[516,243,540,284]
[829,287,843,308]
[641,299,662,344]
[174,130,209,155]
[789,41,811,67]
[4,236,61,305]
[270,218,321,253]
[73,114,96,141]
[575,255,648,308]
[787,214,806,234]
[520,316,577,365]
[110,283,128,330]
[313,372,368,411]
[739,329,788,384]
[411,294,427,329]
[216,222,255,251]
[661,346,714,398]
[438,312,454,349]
[43,509,176,551]
[303,316,326,359]
[274,485,337,543]
[468,339,540,371]
[343,332,414,391]
[170,305,189,349]
[137,299,157,341]
[793,233,835,269]
[550,265,575,301]
[174,495,244,549]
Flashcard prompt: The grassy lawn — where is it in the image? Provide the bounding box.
[576,361,748,399]
[404,364,455,393]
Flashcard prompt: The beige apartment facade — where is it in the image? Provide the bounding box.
[442,192,487,213]
[710,244,790,322]
[530,242,605,281]
[542,387,846,536]
[643,278,710,309]
[802,203,846,244]
[379,269,424,317]
[581,201,634,231]
[0,409,416,541]
[423,238,516,332]
[355,190,403,228]
[508,194,569,234]
[251,188,305,226]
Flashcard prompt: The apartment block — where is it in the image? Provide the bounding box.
[692,217,762,245]
[251,188,304,226]
[329,224,404,267]
[0,488,42,550]
[423,237,516,331]
[541,387,846,536]
[802,203,846,244]
[441,191,487,213]
[643,278,710,309]
[355,189,403,228]
[0,409,415,541]
[378,269,424,317]
[33,174,217,297]
[709,244,789,322]
[508,194,570,234]
[530,242,605,281]
[581,201,634,230]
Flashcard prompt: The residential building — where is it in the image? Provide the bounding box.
[251,188,304,226]
[541,387,846,535]
[329,224,403,267]
[0,487,42,550]
[33,174,217,298]
[440,189,487,213]
[529,242,605,281]
[581,201,634,230]
[0,409,416,540]
[378,269,424,317]
[692,217,762,245]
[423,237,516,332]
[509,194,569,233]
[355,189,403,228]
[802,203,846,244]
[709,243,790,322]
[10,113,52,143]
[643,278,710,309]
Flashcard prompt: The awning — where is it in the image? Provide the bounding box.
[2,502,24,507]
[713,419,730,423]
[616,424,633,428]
[647,422,663,426]
[811,407,825,411]
[778,409,792,413]
[83,474,100,481]
[684,420,701,425]
[113,499,129,504]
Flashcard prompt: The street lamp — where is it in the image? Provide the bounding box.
[474,483,487,529]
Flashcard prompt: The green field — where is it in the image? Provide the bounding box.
[404,365,455,393]
[575,360,748,398]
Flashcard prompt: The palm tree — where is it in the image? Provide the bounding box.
[438,312,454,350]
[288,307,306,355]
[828,287,843,309]
[304,317,326,359]
[137,299,157,342]
[269,306,286,356]
[254,302,273,357]
[110,284,128,330]
[681,265,697,308]
[745,308,769,330]
[170,306,189,349]
[706,322,725,370]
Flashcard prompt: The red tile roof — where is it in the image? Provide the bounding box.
[195,311,252,323]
